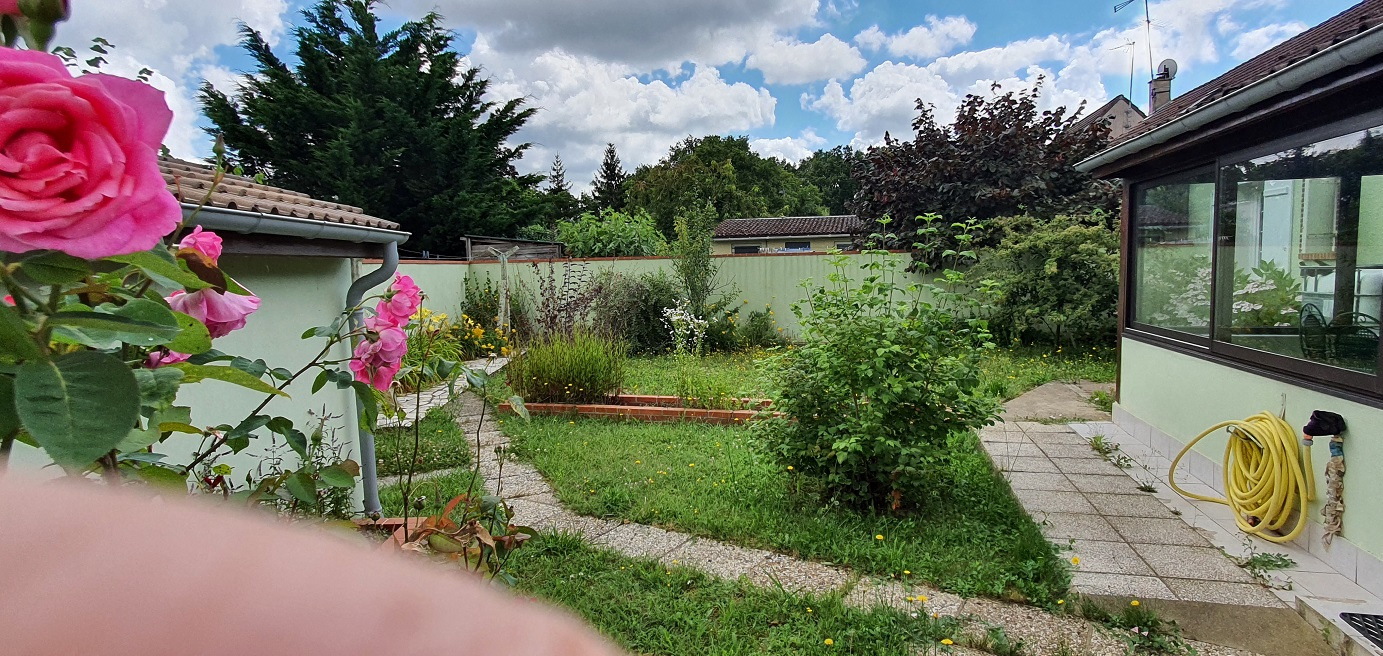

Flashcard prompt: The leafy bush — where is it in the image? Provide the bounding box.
[399,309,510,392]
[737,307,787,348]
[1231,260,1302,330]
[975,214,1119,347]
[758,222,999,512]
[459,273,501,329]
[670,201,724,312]
[557,209,666,258]
[591,269,683,354]
[527,260,604,337]
[506,329,627,403]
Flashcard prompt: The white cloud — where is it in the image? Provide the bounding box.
[61,0,290,158]
[746,34,867,84]
[384,0,818,71]
[1232,22,1307,59]
[878,16,979,60]
[854,25,888,52]
[468,36,776,187]
[804,62,956,147]
[751,129,828,163]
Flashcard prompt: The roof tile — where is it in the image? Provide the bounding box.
[160,157,400,231]
[713,215,863,239]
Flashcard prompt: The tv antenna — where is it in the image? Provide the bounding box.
[1115,0,1156,79]
[1109,41,1136,99]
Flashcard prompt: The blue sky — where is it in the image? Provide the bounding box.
[65,0,1354,187]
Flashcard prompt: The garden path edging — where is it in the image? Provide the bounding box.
[412,386,1262,656]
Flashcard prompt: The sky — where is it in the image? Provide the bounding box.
[65,0,1353,190]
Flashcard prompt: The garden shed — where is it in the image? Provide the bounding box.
[1078,0,1383,598]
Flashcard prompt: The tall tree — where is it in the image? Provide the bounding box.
[853,81,1116,268]
[542,154,580,228]
[590,143,628,212]
[626,135,826,236]
[796,146,863,215]
[199,0,543,252]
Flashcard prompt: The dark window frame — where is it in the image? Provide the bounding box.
[732,245,762,255]
[1125,110,1383,401]
[782,240,813,251]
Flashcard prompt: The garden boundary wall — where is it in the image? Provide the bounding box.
[392,251,935,336]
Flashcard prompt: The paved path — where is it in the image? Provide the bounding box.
[375,385,1259,656]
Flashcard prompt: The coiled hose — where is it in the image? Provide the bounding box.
[1168,412,1315,543]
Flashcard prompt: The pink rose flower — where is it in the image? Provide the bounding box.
[0,48,181,258]
[145,349,191,368]
[350,326,407,391]
[372,275,422,328]
[178,226,223,263]
[168,288,260,339]
[0,1,20,15]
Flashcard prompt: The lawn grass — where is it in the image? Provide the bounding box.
[622,349,778,398]
[504,417,1070,603]
[978,345,1117,400]
[373,406,473,477]
[508,531,958,655]
[378,467,483,518]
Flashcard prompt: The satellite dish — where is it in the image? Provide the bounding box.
[1158,58,1178,80]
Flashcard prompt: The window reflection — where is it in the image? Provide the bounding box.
[1131,171,1216,335]
[1217,127,1383,374]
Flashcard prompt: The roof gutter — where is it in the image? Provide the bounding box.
[183,204,411,245]
[1077,23,1383,174]
[185,202,407,516]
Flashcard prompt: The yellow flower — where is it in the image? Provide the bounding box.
[635,460,641,464]
[941,639,953,645]
[875,534,884,541]
[1058,599,1065,605]
[787,465,794,471]
[806,607,812,613]
[1071,557,1080,565]
[1130,600,1140,607]
[903,570,911,575]
[823,639,833,646]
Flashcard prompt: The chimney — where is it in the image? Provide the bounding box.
[1148,58,1177,113]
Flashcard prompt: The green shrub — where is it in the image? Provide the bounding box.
[758,223,999,512]
[374,407,471,477]
[459,273,502,329]
[975,214,1118,348]
[591,269,683,354]
[507,329,627,403]
[557,209,666,258]
[737,308,787,348]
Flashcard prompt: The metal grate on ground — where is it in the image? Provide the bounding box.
[1342,613,1383,650]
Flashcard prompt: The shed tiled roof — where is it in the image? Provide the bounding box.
[1109,0,1383,149]
[713,215,863,239]
[160,157,400,231]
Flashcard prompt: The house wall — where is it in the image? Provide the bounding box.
[9,255,366,508]
[397,251,929,336]
[710,237,853,255]
[1117,336,1383,588]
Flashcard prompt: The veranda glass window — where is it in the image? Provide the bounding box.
[1216,127,1383,375]
[1131,170,1217,336]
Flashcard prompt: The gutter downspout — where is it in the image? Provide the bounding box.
[1076,24,1383,173]
[346,242,400,516]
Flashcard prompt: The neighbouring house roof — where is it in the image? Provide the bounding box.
[1104,1,1383,152]
[160,157,401,231]
[713,215,863,239]
[1071,95,1146,141]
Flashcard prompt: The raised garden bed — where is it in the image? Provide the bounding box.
[498,394,777,425]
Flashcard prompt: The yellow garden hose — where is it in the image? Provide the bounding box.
[1168,412,1315,543]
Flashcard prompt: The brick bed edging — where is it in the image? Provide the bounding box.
[497,394,780,425]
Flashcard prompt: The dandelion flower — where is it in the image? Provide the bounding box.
[875,534,884,541]
[941,639,953,645]
[1130,600,1140,606]
[823,639,833,646]
[1071,556,1080,565]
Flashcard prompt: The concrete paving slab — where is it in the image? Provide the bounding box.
[1071,571,1177,599]
[1019,490,1097,515]
[1025,431,1091,445]
[983,442,1048,458]
[1053,457,1127,476]
[747,554,853,595]
[1038,513,1119,541]
[1107,516,1213,547]
[1133,544,1257,583]
[1002,381,1110,422]
[1086,492,1179,518]
[1066,474,1147,495]
[1004,472,1077,492]
[1036,443,1105,459]
[1164,579,1284,607]
[1001,456,1061,473]
[592,523,692,559]
[661,538,772,581]
[1071,539,1156,575]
